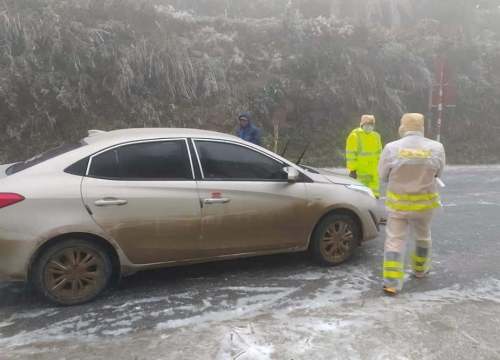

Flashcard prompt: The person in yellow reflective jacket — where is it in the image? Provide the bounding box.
[346,115,383,198]
[379,113,446,295]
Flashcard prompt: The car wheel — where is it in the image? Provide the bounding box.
[310,213,360,266]
[32,239,112,306]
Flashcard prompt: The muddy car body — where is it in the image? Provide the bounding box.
[0,129,381,305]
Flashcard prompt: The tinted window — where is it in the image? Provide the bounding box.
[89,140,192,180]
[90,149,119,178]
[6,142,87,175]
[65,157,90,176]
[195,141,287,181]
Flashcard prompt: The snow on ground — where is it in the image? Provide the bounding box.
[1,265,500,359]
[1,165,500,359]
[150,278,500,360]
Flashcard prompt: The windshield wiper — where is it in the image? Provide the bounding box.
[280,140,290,157]
[296,142,310,165]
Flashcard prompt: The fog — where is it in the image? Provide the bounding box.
[1,0,499,164]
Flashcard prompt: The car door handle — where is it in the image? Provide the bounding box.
[203,198,231,205]
[94,198,128,207]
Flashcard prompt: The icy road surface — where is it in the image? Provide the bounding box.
[1,166,500,360]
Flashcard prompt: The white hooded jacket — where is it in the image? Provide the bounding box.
[379,131,446,218]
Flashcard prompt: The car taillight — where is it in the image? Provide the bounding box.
[0,193,25,209]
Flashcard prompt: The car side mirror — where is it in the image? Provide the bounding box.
[284,167,300,183]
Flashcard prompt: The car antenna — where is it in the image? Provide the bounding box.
[280,140,290,157]
[296,142,310,165]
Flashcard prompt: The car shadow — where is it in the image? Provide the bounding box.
[0,247,373,311]
[0,252,307,310]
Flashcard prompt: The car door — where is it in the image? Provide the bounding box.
[192,139,312,256]
[82,139,202,264]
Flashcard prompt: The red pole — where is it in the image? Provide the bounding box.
[436,61,445,143]
[427,81,433,136]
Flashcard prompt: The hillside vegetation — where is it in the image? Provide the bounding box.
[1,0,499,165]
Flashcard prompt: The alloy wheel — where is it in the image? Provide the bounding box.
[319,220,354,263]
[43,247,106,302]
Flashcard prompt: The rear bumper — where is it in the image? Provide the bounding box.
[0,274,23,282]
[0,239,34,282]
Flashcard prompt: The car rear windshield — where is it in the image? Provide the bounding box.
[6,141,87,176]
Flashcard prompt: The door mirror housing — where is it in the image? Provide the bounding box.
[284,167,301,183]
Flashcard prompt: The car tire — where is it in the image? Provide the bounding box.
[310,213,360,266]
[32,239,112,306]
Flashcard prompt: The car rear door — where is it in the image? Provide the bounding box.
[192,139,312,256]
[82,139,202,264]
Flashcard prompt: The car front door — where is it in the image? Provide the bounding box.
[82,139,202,264]
[192,139,312,256]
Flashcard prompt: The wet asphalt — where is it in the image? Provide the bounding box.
[0,166,499,360]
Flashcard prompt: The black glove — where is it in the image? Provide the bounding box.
[349,171,357,179]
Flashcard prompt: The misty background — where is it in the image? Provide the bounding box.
[1,0,499,165]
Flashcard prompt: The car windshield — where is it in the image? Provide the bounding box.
[6,141,87,176]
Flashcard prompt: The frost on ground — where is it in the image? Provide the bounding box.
[1,164,500,359]
[1,266,500,360]
[216,324,274,360]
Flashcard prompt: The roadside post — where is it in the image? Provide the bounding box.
[430,56,457,143]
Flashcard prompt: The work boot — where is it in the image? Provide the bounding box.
[383,286,398,296]
[413,270,428,279]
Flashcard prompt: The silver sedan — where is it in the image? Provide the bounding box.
[0,129,381,305]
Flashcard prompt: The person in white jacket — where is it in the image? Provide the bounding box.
[379,113,446,295]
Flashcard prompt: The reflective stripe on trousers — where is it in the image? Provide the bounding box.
[411,244,431,274]
[384,251,405,290]
[383,214,433,291]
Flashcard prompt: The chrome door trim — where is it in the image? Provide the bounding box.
[183,138,196,180]
[190,138,205,179]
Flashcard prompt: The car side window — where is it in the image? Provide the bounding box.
[195,141,287,181]
[88,140,192,180]
[65,157,90,176]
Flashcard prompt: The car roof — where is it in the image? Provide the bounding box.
[2,127,303,179]
[83,128,240,145]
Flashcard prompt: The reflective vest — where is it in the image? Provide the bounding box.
[379,132,446,215]
[345,127,382,196]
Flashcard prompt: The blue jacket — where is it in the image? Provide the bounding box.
[237,121,262,146]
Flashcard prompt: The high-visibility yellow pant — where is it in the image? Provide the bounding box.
[357,171,380,198]
[383,212,433,290]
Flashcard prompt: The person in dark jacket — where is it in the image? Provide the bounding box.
[236,112,262,145]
